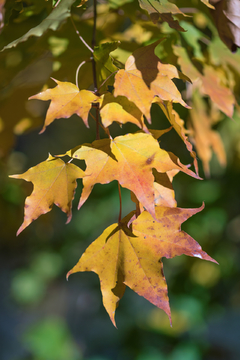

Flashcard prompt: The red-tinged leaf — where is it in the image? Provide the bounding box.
[29,78,99,132]
[100,93,149,132]
[201,65,235,118]
[66,139,118,209]
[68,204,217,326]
[10,154,85,235]
[156,100,198,175]
[111,132,200,219]
[68,132,199,217]
[173,45,235,117]
[67,221,171,327]
[172,45,200,82]
[132,204,218,263]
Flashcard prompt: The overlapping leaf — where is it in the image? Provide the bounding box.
[138,0,187,31]
[68,132,200,219]
[29,79,99,132]
[68,204,217,326]
[10,154,85,235]
[114,41,190,123]
[173,45,235,117]
[100,93,148,131]
[93,41,120,88]
[66,138,118,209]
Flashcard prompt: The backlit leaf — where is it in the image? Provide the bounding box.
[114,41,190,123]
[67,132,200,218]
[66,139,118,209]
[10,154,85,235]
[68,204,217,326]
[93,41,120,88]
[100,93,148,131]
[173,45,235,117]
[29,79,99,132]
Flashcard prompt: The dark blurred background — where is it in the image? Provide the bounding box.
[1,1,240,360]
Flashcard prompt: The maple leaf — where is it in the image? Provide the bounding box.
[173,45,235,117]
[114,41,190,123]
[10,154,85,235]
[100,92,149,132]
[66,138,118,209]
[93,41,120,88]
[153,169,177,208]
[29,79,99,133]
[189,91,226,176]
[67,132,200,219]
[67,204,217,326]
[210,0,240,52]
[138,0,187,31]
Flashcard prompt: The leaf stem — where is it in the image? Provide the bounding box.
[91,0,99,139]
[70,16,93,53]
[118,182,122,224]
[75,60,86,89]
[91,0,98,94]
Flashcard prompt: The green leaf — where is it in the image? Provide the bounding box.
[1,0,76,51]
[138,0,187,31]
[93,41,120,90]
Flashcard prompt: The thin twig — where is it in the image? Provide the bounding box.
[118,182,122,224]
[91,0,99,139]
[89,110,109,137]
[70,16,93,53]
[75,60,86,88]
[91,0,98,93]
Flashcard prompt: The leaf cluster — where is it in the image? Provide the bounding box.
[2,0,239,326]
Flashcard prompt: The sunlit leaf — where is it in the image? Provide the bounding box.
[10,154,85,234]
[68,204,217,326]
[29,79,99,132]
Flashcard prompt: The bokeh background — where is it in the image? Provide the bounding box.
[1,1,240,360]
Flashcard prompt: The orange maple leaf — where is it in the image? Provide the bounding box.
[67,204,217,326]
[29,78,99,133]
[114,41,190,123]
[173,45,235,117]
[67,132,200,218]
[10,154,85,234]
